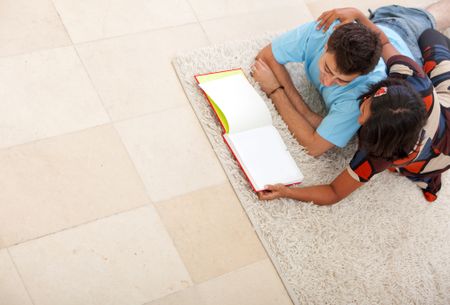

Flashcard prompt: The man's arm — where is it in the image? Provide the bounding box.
[252,56,334,156]
[269,85,334,157]
[256,45,323,128]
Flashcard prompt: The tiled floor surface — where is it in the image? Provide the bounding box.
[0,0,436,304]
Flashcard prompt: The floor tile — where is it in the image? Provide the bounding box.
[201,5,313,44]
[202,4,312,43]
[0,46,109,149]
[0,125,150,247]
[147,287,204,305]
[307,0,436,19]
[146,259,293,305]
[197,259,293,305]
[155,183,267,283]
[9,206,192,305]
[53,0,197,43]
[115,106,227,202]
[0,0,71,57]
[188,0,303,21]
[0,249,33,305]
[76,24,209,121]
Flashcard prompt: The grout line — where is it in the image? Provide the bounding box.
[192,3,314,23]
[1,8,200,60]
[111,104,186,125]
[73,21,200,47]
[110,121,156,206]
[0,122,112,151]
[61,5,116,126]
[50,0,200,47]
[151,180,228,206]
[49,0,73,46]
[0,43,73,60]
[0,20,200,60]
[0,0,72,60]
[7,248,37,305]
[6,202,153,249]
[185,0,213,45]
[0,103,186,152]
[139,258,273,305]
[150,201,196,289]
[72,43,114,123]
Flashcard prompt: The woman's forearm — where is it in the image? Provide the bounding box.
[283,169,363,205]
[285,184,341,205]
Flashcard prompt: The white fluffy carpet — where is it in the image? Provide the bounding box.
[173,35,450,305]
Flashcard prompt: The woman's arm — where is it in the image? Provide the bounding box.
[258,169,363,205]
[316,8,400,63]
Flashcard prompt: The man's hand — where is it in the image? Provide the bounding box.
[316,7,364,31]
[251,58,280,95]
[257,184,290,200]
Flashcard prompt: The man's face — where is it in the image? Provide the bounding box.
[318,49,360,87]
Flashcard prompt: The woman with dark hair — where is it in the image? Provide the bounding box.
[258,7,450,204]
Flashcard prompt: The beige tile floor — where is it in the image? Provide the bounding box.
[0,0,438,304]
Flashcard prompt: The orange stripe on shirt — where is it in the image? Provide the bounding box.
[423,94,433,113]
[403,160,427,174]
[423,60,436,74]
[354,161,372,181]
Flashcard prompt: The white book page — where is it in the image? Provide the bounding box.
[225,125,303,191]
[199,74,272,133]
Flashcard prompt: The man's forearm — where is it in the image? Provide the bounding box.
[269,62,323,128]
[253,45,334,156]
[257,46,323,128]
[269,88,317,147]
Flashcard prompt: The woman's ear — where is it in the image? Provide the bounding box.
[358,98,372,125]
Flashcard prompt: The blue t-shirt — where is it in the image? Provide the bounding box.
[271,21,413,147]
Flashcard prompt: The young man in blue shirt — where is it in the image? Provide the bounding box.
[252,2,448,157]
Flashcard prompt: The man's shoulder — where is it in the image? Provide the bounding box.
[274,20,330,48]
[272,20,330,64]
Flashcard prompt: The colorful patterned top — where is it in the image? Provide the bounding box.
[347,42,450,201]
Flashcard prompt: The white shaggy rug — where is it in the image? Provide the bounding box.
[172,35,450,305]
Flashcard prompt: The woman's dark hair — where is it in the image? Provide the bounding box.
[327,23,382,75]
[358,78,427,161]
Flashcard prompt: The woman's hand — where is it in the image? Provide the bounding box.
[257,184,290,200]
[257,170,363,205]
[251,58,280,95]
[316,7,364,31]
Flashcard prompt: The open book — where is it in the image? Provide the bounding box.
[195,69,303,192]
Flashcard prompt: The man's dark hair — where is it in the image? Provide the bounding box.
[327,23,382,75]
[358,78,427,161]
